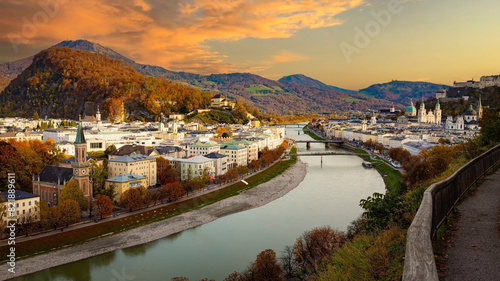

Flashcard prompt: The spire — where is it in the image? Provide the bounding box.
[74,120,86,144]
[436,98,440,107]
[477,95,482,108]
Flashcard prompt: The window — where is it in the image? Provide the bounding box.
[83,182,86,194]
[90,143,103,149]
[16,203,19,208]
[23,202,25,207]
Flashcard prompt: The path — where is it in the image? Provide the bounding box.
[442,168,500,281]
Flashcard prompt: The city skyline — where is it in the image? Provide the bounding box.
[1,0,499,89]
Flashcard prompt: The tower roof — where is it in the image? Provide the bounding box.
[74,121,86,144]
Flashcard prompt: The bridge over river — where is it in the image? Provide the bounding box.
[294,140,344,148]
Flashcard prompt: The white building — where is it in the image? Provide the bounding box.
[178,155,215,181]
[188,142,221,157]
[220,144,247,168]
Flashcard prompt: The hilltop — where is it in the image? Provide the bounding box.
[278,74,355,94]
[0,47,212,120]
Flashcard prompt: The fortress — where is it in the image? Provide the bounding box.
[453,74,500,89]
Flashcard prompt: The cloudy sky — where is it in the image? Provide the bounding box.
[0,0,499,89]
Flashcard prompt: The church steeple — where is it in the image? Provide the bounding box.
[72,118,91,201]
[477,96,483,119]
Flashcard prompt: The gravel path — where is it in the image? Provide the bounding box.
[442,169,500,281]
[0,160,307,280]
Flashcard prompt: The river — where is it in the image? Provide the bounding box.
[13,125,385,281]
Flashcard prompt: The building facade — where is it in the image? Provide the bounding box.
[1,190,40,226]
[108,154,157,187]
[105,173,147,202]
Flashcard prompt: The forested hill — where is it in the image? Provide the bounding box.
[0,47,213,120]
[278,74,356,94]
[358,80,449,104]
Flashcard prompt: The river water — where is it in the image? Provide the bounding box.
[14,125,385,281]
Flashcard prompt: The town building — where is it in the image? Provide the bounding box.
[108,154,157,187]
[177,155,215,181]
[405,99,417,117]
[105,173,147,202]
[1,190,40,226]
[210,94,236,109]
[205,152,229,176]
[220,144,247,167]
[188,141,220,157]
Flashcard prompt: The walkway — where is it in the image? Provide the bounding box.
[442,168,500,280]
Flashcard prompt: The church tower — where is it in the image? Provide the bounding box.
[72,118,92,201]
[418,99,427,123]
[477,96,483,119]
[96,105,102,127]
[435,99,442,124]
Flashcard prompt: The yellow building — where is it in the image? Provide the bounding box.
[105,173,147,202]
[1,190,40,226]
[108,154,157,187]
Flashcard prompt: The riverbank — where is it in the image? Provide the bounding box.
[0,160,307,280]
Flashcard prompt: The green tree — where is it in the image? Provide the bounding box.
[59,180,87,211]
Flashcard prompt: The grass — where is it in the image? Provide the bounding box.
[245,85,274,93]
[313,226,406,281]
[202,80,216,85]
[0,151,297,262]
[355,149,403,194]
[342,97,363,102]
[302,126,324,140]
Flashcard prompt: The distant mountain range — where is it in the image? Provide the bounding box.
[0,39,450,118]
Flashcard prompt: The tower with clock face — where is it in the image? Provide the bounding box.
[72,119,92,201]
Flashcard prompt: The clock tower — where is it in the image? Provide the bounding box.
[72,119,92,201]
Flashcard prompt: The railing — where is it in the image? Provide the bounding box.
[403,144,500,281]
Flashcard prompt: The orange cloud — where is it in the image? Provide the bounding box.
[0,0,364,73]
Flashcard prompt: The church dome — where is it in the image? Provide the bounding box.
[464,104,477,116]
[406,101,416,112]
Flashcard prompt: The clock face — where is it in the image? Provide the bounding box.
[74,170,79,175]
[82,169,86,175]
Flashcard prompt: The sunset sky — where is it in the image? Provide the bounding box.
[0,0,499,89]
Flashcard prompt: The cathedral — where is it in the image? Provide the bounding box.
[417,99,442,124]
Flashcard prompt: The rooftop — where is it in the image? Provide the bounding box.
[109,154,155,163]
[106,173,146,183]
[1,190,39,201]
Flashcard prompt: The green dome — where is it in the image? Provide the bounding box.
[464,104,477,116]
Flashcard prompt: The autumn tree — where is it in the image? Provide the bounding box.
[375,143,385,154]
[216,127,226,137]
[58,199,81,227]
[119,188,142,212]
[39,200,60,229]
[59,180,87,211]
[137,186,151,209]
[166,182,185,201]
[94,194,113,219]
[293,226,346,274]
[253,249,284,281]
[18,212,39,236]
[387,147,411,166]
[157,157,178,185]
[248,160,260,171]
[237,165,249,176]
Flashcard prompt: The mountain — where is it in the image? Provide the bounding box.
[358,80,449,105]
[0,39,440,116]
[278,74,356,94]
[0,47,213,120]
